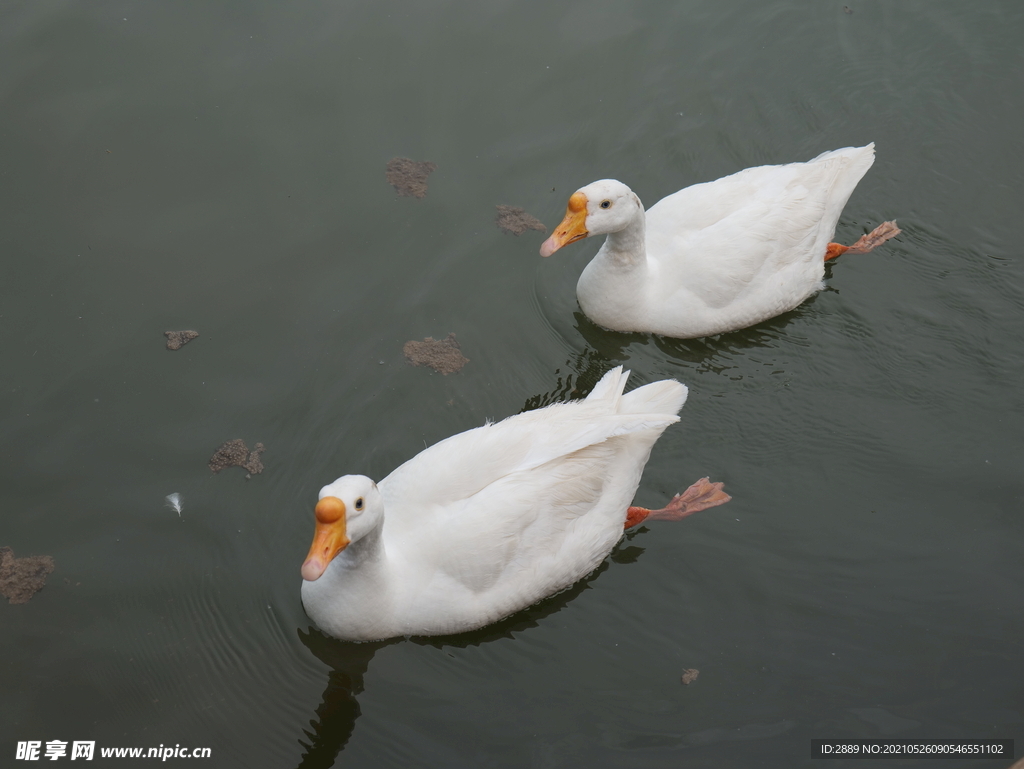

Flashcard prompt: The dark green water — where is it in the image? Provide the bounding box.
[2,1,1022,767]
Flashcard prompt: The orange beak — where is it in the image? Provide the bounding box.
[301,496,351,581]
[540,192,589,257]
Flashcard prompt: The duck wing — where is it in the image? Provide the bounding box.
[380,368,684,523]
[645,145,876,310]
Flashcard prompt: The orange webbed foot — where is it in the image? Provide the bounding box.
[624,477,731,529]
[825,220,901,261]
[844,220,901,254]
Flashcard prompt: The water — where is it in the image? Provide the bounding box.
[2,1,1023,766]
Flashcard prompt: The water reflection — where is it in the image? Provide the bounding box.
[295,632,396,768]
[519,343,615,411]
[523,306,815,413]
[572,306,812,366]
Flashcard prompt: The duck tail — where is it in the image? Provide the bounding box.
[585,366,630,404]
[619,379,688,418]
[586,366,687,418]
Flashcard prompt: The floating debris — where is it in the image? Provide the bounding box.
[1,547,55,605]
[680,668,700,685]
[495,205,547,236]
[164,330,199,350]
[386,157,437,199]
[165,493,183,516]
[208,439,265,475]
[403,333,469,375]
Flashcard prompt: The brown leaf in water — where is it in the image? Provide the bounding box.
[386,157,437,199]
[495,205,547,236]
[403,333,469,375]
[680,668,700,685]
[209,439,265,475]
[1,547,55,604]
[164,330,199,350]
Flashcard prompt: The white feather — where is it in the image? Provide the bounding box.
[165,493,183,516]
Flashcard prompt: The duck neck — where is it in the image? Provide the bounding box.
[600,212,647,269]
[335,523,385,572]
[325,522,392,610]
[577,209,653,332]
[304,520,395,641]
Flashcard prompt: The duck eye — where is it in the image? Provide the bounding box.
[355,497,364,510]
[600,200,611,209]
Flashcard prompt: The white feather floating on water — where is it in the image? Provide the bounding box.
[165,493,183,517]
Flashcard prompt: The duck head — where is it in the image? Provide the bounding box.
[540,180,642,257]
[301,475,382,581]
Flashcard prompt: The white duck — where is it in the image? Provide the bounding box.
[540,144,900,338]
[300,367,729,641]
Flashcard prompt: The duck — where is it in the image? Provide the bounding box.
[539,144,900,338]
[300,367,730,641]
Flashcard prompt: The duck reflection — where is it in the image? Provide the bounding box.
[295,631,393,767]
[521,308,807,416]
[519,342,618,412]
[571,306,811,369]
